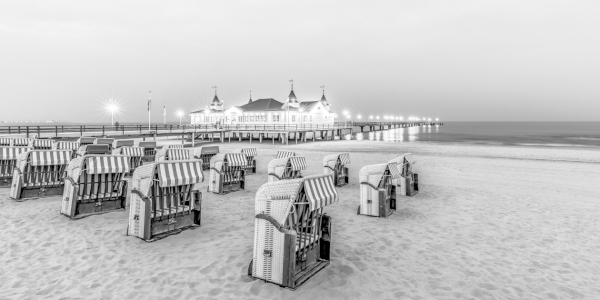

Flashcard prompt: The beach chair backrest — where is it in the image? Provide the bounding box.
[276,150,296,159]
[113,139,134,148]
[359,163,388,189]
[32,139,55,149]
[12,138,33,147]
[77,137,96,145]
[94,138,114,145]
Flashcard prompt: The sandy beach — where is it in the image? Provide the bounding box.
[1,140,599,300]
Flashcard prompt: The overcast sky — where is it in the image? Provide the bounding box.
[1,0,598,122]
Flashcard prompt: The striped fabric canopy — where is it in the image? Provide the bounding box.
[303,175,339,211]
[122,147,144,157]
[387,163,401,179]
[276,150,296,159]
[288,156,307,171]
[0,147,32,160]
[166,144,184,149]
[167,149,190,160]
[54,141,80,150]
[157,160,203,187]
[86,155,130,174]
[12,139,32,146]
[226,153,248,167]
[0,138,12,146]
[241,148,257,157]
[33,139,54,148]
[338,153,351,165]
[30,150,72,166]
[404,154,415,165]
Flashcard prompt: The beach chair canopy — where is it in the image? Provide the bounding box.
[404,154,416,165]
[78,137,96,144]
[241,148,257,157]
[133,160,204,191]
[162,144,184,149]
[167,149,190,160]
[276,150,296,159]
[27,150,72,166]
[387,162,401,179]
[85,155,130,175]
[12,138,33,146]
[0,147,33,160]
[138,141,157,149]
[113,146,144,156]
[94,138,115,145]
[200,146,219,155]
[113,140,134,148]
[0,138,12,146]
[53,141,79,150]
[288,156,307,171]
[338,153,351,165]
[226,153,248,167]
[33,139,55,148]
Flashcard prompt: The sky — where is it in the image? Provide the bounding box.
[0,0,599,123]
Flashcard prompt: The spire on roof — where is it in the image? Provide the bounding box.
[248,90,253,103]
[211,86,221,105]
[319,85,327,104]
[287,79,298,103]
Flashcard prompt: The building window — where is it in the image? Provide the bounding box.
[273,115,280,122]
[310,116,313,122]
[292,115,296,122]
[238,116,243,122]
[303,115,307,122]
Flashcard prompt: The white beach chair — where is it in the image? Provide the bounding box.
[61,155,130,219]
[208,152,248,194]
[357,163,401,217]
[77,137,96,146]
[161,144,184,150]
[248,174,338,290]
[0,147,33,188]
[155,148,191,162]
[323,153,351,187]
[32,139,55,150]
[128,159,204,242]
[112,146,145,175]
[112,139,135,149]
[231,148,258,174]
[388,153,419,197]
[9,150,72,200]
[194,146,220,170]
[267,156,306,183]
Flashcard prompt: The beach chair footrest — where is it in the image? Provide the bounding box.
[150,209,201,239]
[20,185,64,199]
[74,198,126,218]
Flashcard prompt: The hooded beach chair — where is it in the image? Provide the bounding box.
[323,153,351,187]
[76,144,110,157]
[194,146,219,170]
[0,138,12,146]
[112,146,145,175]
[276,150,296,159]
[12,138,33,147]
[113,139,134,149]
[0,147,32,187]
[208,153,248,194]
[77,137,96,146]
[127,160,204,242]
[388,154,419,197]
[357,163,401,217]
[268,156,306,183]
[94,138,115,151]
[9,150,72,200]
[139,141,157,162]
[161,144,184,150]
[155,148,191,162]
[232,148,257,174]
[32,139,55,150]
[248,174,338,290]
[61,155,130,219]
[53,141,80,159]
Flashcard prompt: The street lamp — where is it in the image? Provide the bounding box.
[369,115,373,120]
[357,115,362,120]
[176,110,184,125]
[342,110,349,127]
[106,100,118,125]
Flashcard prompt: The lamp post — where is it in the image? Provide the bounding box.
[342,110,349,127]
[177,110,184,125]
[107,100,118,125]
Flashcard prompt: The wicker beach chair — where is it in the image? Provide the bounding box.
[9,150,72,200]
[139,141,157,162]
[248,174,338,290]
[77,137,96,146]
[32,139,55,150]
[268,156,307,183]
[276,150,297,159]
[112,139,134,149]
[61,155,130,219]
[76,144,110,157]
[323,153,351,187]
[0,147,33,188]
[232,148,257,174]
[155,148,191,162]
[357,163,401,217]
[194,146,219,170]
[208,153,248,194]
[388,154,419,197]
[127,160,204,242]
[12,138,33,147]
[53,141,80,159]
[94,138,115,151]
[112,146,145,175]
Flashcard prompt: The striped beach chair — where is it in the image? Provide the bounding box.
[61,155,130,219]
[0,147,33,187]
[77,137,96,146]
[139,141,157,162]
[155,148,191,162]
[0,138,12,146]
[388,153,419,197]
[9,150,72,200]
[77,144,110,157]
[276,150,296,159]
[94,138,115,151]
[323,153,351,187]
[112,146,145,175]
[32,139,55,150]
[268,156,306,183]
[161,144,184,150]
[128,160,204,242]
[12,138,33,147]
[194,146,219,170]
[208,153,248,194]
[357,163,401,217]
[232,148,258,174]
[248,174,338,290]
[53,141,80,159]
[113,139,134,149]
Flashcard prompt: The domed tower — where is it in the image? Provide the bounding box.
[209,87,224,111]
[286,79,300,109]
[320,85,331,111]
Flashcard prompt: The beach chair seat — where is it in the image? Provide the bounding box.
[112,139,134,149]
[208,153,248,194]
[127,160,204,242]
[12,138,33,147]
[77,144,110,157]
[94,138,115,151]
[155,148,191,162]
[248,174,338,290]
[0,147,33,187]
[358,163,400,217]
[32,139,55,150]
[61,155,130,219]
[388,153,419,197]
[112,146,144,175]
[276,150,297,159]
[323,153,351,187]
[77,137,96,146]
[194,146,219,170]
[139,141,157,162]
[9,150,72,200]
[268,156,306,183]
[53,141,80,159]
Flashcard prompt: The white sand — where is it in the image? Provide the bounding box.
[1,140,599,299]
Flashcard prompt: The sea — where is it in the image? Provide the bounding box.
[350,122,600,148]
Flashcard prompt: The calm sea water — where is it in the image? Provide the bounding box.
[350,122,600,147]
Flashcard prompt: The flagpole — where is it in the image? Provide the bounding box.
[163,103,166,125]
[148,91,151,130]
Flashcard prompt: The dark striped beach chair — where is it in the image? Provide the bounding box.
[128,160,204,242]
[0,138,12,146]
[139,141,157,162]
[112,146,145,175]
[12,138,33,147]
[9,150,72,200]
[268,156,306,183]
[77,137,96,146]
[94,138,115,151]
[53,141,80,159]
[276,150,296,159]
[194,146,219,170]
[61,155,130,219]
[0,147,32,187]
[76,144,110,157]
[248,174,338,290]
[32,139,55,150]
[357,163,400,217]
[388,154,419,197]
[155,148,191,162]
[232,148,257,174]
[112,139,134,149]
[323,153,351,187]
[208,153,248,194]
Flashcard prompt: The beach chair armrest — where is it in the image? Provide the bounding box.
[13,167,23,176]
[65,176,77,186]
[324,165,336,171]
[267,173,282,180]
[131,189,150,203]
[255,214,295,235]
[360,181,381,190]
[210,167,223,174]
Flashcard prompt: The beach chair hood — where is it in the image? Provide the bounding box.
[0,147,32,160]
[12,138,33,147]
[132,160,204,197]
[32,139,55,149]
[225,153,248,167]
[53,141,79,151]
[276,150,296,159]
[288,156,307,171]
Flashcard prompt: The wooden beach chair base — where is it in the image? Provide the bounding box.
[334,167,349,187]
[400,174,419,197]
[62,178,128,219]
[17,185,64,200]
[357,189,396,218]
